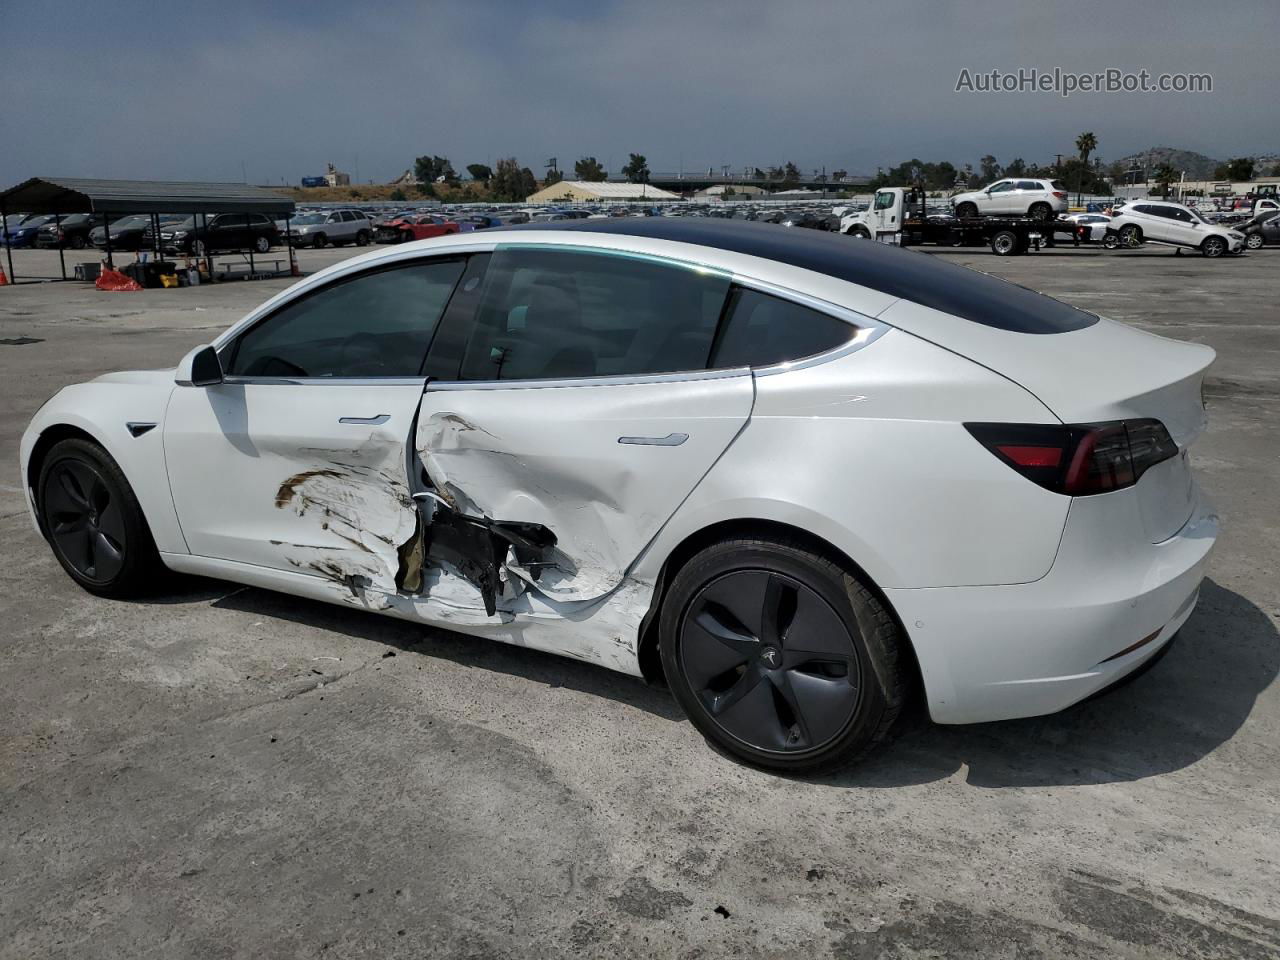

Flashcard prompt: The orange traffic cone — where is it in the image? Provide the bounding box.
[0,264,9,286]
[290,251,300,277]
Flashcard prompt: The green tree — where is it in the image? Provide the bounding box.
[621,153,650,183]
[413,155,456,184]
[488,157,525,202]
[781,162,801,188]
[574,156,607,181]
[543,167,564,186]
[1271,163,1280,177]
[519,167,538,198]
[466,163,493,181]
[752,167,766,180]
[1004,157,1027,178]
[1075,131,1098,167]
[1224,157,1256,181]
[1152,163,1177,198]
[979,155,1000,184]
[389,188,407,202]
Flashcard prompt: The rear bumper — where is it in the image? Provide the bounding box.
[887,486,1218,724]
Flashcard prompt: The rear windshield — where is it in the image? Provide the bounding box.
[1050,180,1067,191]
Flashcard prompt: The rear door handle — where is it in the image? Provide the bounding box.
[618,433,688,446]
[339,414,390,425]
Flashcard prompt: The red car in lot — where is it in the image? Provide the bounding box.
[374,214,461,244]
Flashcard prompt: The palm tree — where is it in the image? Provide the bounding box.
[1076,131,1097,166]
[1153,163,1177,199]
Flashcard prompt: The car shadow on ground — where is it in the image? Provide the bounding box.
[168,576,1273,788]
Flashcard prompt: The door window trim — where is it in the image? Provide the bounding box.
[217,254,470,384]
[423,248,887,391]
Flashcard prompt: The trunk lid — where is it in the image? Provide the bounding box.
[879,301,1214,543]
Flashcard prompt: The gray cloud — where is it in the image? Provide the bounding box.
[1,0,1275,186]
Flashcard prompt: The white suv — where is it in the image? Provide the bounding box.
[1107,200,1245,257]
[951,178,1068,221]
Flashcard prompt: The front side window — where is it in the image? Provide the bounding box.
[711,288,855,368]
[457,248,731,381]
[875,191,895,209]
[227,259,465,378]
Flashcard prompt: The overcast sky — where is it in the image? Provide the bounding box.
[2,0,1276,186]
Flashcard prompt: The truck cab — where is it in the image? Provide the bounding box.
[839,188,914,239]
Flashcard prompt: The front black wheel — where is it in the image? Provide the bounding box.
[660,537,905,772]
[38,438,161,597]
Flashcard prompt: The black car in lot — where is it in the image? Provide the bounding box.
[148,213,280,255]
[1239,211,1280,249]
[34,213,108,249]
[89,215,187,251]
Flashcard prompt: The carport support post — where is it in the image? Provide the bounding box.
[246,213,255,275]
[103,214,114,270]
[201,213,212,277]
[1,199,15,284]
[55,212,66,280]
[285,213,295,276]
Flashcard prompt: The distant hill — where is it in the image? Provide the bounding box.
[1115,146,1280,180]
[1114,147,1221,179]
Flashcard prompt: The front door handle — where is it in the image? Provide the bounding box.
[618,433,688,446]
[339,414,390,425]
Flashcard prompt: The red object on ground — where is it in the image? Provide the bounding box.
[96,268,143,292]
[0,265,8,285]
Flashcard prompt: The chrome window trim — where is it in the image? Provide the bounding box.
[220,375,428,387]
[426,366,750,392]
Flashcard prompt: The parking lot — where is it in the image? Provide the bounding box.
[2,242,1277,958]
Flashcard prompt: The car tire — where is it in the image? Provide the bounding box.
[356,230,371,246]
[1119,224,1143,248]
[955,202,978,219]
[37,438,163,598]
[312,232,327,249]
[1245,233,1264,250]
[255,235,271,254]
[991,229,1021,256]
[1202,236,1227,258]
[1028,202,1053,222]
[659,536,906,773]
[1103,233,1121,250]
[70,235,87,250]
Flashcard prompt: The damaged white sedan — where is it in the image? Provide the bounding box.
[21,220,1218,771]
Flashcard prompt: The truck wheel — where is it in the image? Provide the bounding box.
[1028,202,1053,221]
[955,202,978,219]
[1201,236,1227,258]
[845,226,870,239]
[1119,225,1143,248]
[991,229,1021,256]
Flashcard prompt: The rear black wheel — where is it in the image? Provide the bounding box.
[37,438,161,597]
[1028,202,1053,222]
[991,229,1021,256]
[1119,224,1143,248]
[660,537,905,772]
[955,202,978,219]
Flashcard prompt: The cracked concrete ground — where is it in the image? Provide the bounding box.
[1,243,1277,958]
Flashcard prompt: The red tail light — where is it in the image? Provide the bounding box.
[1053,191,1068,200]
[965,420,1178,495]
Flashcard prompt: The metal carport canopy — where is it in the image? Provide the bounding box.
[0,177,295,215]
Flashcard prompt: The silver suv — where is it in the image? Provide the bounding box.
[951,178,1069,221]
[287,209,372,248]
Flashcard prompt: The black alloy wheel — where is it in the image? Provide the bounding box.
[680,569,862,753]
[37,438,160,597]
[660,537,904,772]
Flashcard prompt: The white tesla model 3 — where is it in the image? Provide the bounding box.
[20,220,1218,771]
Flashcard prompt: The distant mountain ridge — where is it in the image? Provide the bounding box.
[1115,146,1279,179]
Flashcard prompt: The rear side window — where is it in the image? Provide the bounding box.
[711,289,854,368]
[457,247,730,381]
[228,259,465,378]
[1017,181,1040,190]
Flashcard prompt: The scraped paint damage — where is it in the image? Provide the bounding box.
[269,420,647,674]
